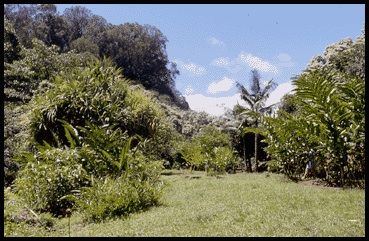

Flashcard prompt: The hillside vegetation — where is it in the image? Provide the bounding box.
[4,4,365,237]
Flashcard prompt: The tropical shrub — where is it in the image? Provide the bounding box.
[263,111,325,180]
[14,119,165,218]
[263,70,365,186]
[72,174,163,222]
[180,140,206,171]
[4,38,95,186]
[28,58,166,148]
[76,123,135,178]
[14,147,90,215]
[13,58,169,218]
[180,126,238,174]
[70,151,164,222]
[294,71,364,186]
[211,146,238,174]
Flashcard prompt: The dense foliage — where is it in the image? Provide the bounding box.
[263,32,365,187]
[29,58,165,147]
[5,39,95,102]
[14,148,90,215]
[180,126,239,174]
[12,59,167,219]
[4,16,21,64]
[4,37,95,186]
[3,5,365,234]
[4,4,189,109]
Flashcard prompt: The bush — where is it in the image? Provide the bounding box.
[76,123,133,178]
[4,102,33,186]
[180,126,238,174]
[14,148,90,216]
[211,146,237,174]
[267,160,282,173]
[4,38,95,186]
[74,173,164,222]
[72,133,164,222]
[28,58,167,149]
[180,140,205,171]
[263,70,365,186]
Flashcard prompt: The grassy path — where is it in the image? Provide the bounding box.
[7,171,365,237]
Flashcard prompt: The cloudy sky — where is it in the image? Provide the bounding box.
[56,4,364,116]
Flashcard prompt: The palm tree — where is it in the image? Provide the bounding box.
[236,69,277,172]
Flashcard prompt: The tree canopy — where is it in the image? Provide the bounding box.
[4,4,189,109]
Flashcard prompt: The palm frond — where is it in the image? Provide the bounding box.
[260,79,277,97]
[236,82,254,108]
[250,69,261,94]
[260,103,279,115]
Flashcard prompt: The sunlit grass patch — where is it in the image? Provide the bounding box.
[5,171,364,237]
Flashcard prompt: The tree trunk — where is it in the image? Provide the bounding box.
[254,133,258,172]
[243,138,252,172]
[243,140,246,170]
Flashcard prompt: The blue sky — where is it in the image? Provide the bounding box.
[56,4,364,116]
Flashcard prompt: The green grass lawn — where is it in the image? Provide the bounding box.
[5,170,365,237]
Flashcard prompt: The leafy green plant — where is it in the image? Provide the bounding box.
[180,126,238,174]
[211,147,237,174]
[28,58,167,150]
[180,140,205,171]
[71,171,164,222]
[263,70,364,186]
[4,38,95,102]
[14,147,90,216]
[263,112,322,180]
[76,123,134,177]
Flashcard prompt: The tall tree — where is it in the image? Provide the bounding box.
[4,4,38,48]
[235,69,277,172]
[97,22,188,109]
[305,29,365,80]
[4,16,22,64]
[5,4,69,51]
[62,6,93,43]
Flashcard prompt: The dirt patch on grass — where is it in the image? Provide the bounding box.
[299,178,342,189]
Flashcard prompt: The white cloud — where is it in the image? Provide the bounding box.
[184,85,194,95]
[185,81,295,116]
[239,53,279,74]
[211,57,231,67]
[208,37,225,46]
[183,63,206,75]
[173,59,206,76]
[277,53,292,62]
[207,77,235,94]
[184,93,242,116]
[265,81,295,106]
[276,53,295,68]
[211,56,243,73]
[211,53,279,74]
